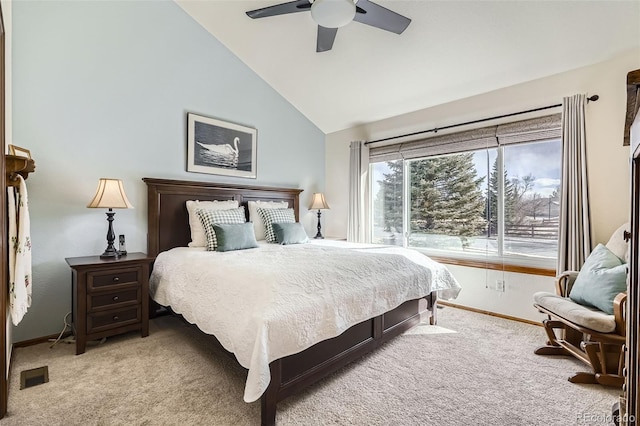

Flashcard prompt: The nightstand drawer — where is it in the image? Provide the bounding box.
[87,307,141,334]
[87,288,140,312]
[88,268,139,291]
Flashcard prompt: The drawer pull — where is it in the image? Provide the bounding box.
[113,316,119,321]
[113,296,119,301]
[113,277,120,282]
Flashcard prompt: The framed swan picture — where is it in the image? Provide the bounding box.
[187,113,257,178]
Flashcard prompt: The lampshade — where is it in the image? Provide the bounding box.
[310,193,330,210]
[311,0,357,29]
[87,178,134,209]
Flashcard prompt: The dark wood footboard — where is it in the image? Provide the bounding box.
[260,293,437,426]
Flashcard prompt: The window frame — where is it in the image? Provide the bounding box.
[369,139,561,270]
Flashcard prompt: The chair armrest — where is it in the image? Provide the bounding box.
[613,291,627,336]
[556,271,579,297]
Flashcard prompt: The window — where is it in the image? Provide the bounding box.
[371,160,403,246]
[407,150,496,255]
[369,115,562,266]
[502,140,561,258]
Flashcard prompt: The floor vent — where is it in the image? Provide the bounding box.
[20,366,49,389]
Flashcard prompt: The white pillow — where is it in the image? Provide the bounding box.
[606,222,630,263]
[186,200,239,247]
[248,200,289,240]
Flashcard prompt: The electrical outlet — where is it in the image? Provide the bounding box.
[495,280,505,292]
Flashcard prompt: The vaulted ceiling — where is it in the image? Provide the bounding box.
[177,1,640,134]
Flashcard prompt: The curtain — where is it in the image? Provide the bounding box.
[557,94,591,273]
[347,141,369,242]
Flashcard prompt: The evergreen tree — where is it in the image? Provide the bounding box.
[378,154,487,247]
[486,158,517,235]
[408,153,486,245]
[378,161,403,234]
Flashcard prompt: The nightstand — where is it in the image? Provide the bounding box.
[65,252,154,355]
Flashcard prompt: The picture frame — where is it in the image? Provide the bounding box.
[8,144,31,159]
[187,113,257,179]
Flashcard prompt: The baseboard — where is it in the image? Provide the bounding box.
[13,331,73,348]
[438,300,542,327]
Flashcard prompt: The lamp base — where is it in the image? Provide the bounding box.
[314,210,324,239]
[100,248,119,260]
[100,209,119,260]
[100,253,119,260]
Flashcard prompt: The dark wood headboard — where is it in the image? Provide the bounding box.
[143,178,303,257]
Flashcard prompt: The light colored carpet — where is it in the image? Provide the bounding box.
[3,307,619,425]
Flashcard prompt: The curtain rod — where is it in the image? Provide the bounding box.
[364,95,599,146]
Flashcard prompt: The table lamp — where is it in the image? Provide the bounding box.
[87,178,133,259]
[309,192,330,239]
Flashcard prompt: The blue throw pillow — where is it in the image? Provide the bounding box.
[212,222,259,252]
[569,244,627,314]
[272,222,309,245]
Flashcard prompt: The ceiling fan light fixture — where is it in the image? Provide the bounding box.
[310,0,357,29]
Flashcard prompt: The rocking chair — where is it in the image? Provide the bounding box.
[533,223,629,387]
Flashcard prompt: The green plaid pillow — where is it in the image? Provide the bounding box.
[257,207,295,243]
[196,207,246,251]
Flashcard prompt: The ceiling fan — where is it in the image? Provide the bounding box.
[246,0,411,53]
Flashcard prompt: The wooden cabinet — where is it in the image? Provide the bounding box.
[627,68,640,425]
[65,253,153,355]
[624,69,640,146]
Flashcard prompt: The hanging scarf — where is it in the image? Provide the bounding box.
[8,175,32,325]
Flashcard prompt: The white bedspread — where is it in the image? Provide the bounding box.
[149,241,461,402]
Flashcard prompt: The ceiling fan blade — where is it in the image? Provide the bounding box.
[246,0,311,19]
[317,26,338,52]
[353,0,411,34]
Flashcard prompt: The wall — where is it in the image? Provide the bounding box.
[12,1,325,342]
[325,50,640,321]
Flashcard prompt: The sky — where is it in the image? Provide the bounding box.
[472,139,561,197]
[503,139,562,197]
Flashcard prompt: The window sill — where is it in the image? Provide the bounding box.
[423,254,556,277]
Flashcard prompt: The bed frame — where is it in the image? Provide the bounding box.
[144,177,438,425]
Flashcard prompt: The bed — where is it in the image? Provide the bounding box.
[144,177,461,425]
